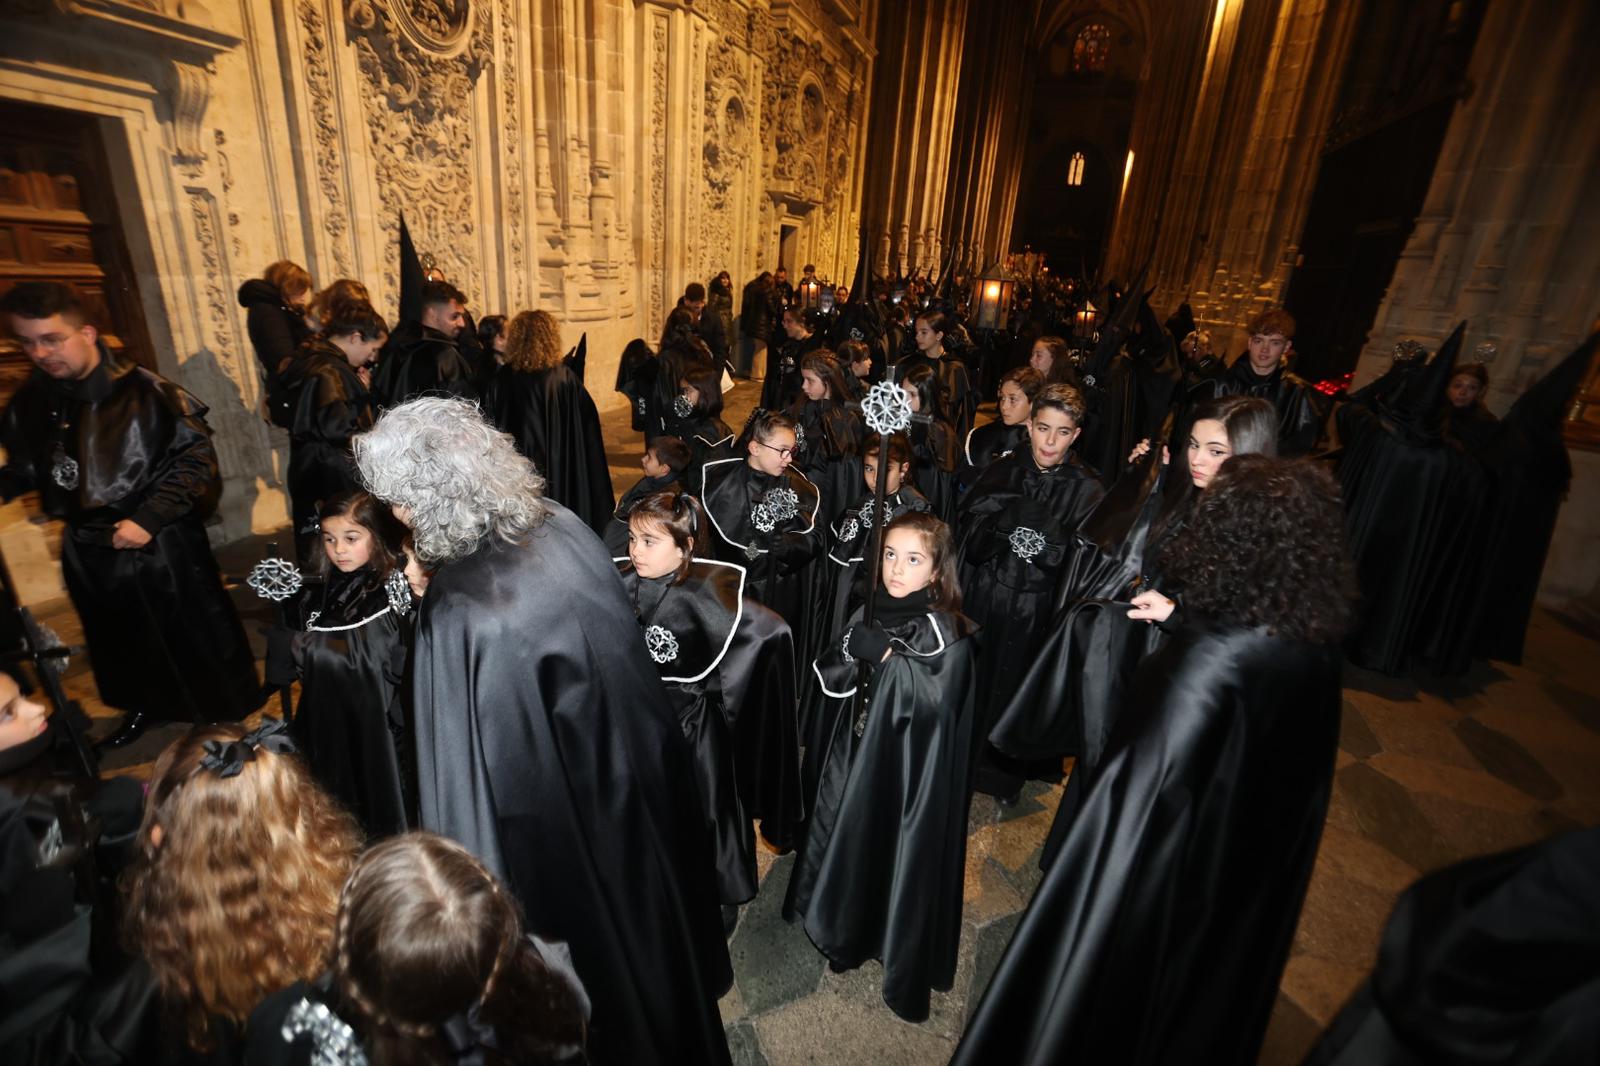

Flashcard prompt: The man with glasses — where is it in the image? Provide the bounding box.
[0,282,262,747]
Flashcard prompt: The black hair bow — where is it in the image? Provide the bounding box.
[198,717,297,778]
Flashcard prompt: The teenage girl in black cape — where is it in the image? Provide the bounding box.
[952,455,1354,1066]
[784,511,978,1024]
[786,350,864,529]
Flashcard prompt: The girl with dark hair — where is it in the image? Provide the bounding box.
[279,301,389,561]
[815,432,931,649]
[666,358,735,470]
[989,395,1279,811]
[902,309,976,440]
[784,511,978,1024]
[650,308,716,442]
[956,384,1104,801]
[124,721,361,1061]
[962,366,1044,488]
[616,491,802,912]
[701,409,824,664]
[483,309,615,533]
[899,362,960,522]
[1028,334,1081,388]
[246,831,590,1065]
[953,457,1353,1066]
[476,313,508,366]
[264,489,412,838]
[788,351,865,526]
[836,338,875,401]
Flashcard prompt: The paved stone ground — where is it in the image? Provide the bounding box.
[56,378,1600,1064]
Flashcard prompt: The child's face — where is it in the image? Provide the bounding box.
[628,518,685,579]
[882,527,935,599]
[997,381,1030,425]
[902,384,922,414]
[801,369,828,402]
[851,355,872,379]
[680,381,701,408]
[747,428,796,476]
[862,454,908,496]
[641,449,670,479]
[1028,406,1080,468]
[322,514,374,573]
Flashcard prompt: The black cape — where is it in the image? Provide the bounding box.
[280,340,374,560]
[952,621,1343,1066]
[1198,356,1327,457]
[911,415,961,524]
[786,397,863,529]
[760,332,823,410]
[0,352,260,723]
[960,419,1027,491]
[601,471,682,556]
[783,604,978,1023]
[483,363,615,533]
[370,321,477,408]
[283,566,408,838]
[812,485,932,661]
[661,409,735,474]
[1306,827,1600,1066]
[955,448,1105,727]
[616,559,800,902]
[409,506,732,1066]
[700,458,824,669]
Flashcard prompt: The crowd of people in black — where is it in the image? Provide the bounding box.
[1,246,1597,1066]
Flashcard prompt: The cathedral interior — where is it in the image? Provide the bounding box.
[3,0,1600,1063]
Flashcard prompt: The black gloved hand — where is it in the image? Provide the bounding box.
[264,626,298,688]
[846,622,892,663]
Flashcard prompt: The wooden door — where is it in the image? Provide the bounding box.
[0,101,153,409]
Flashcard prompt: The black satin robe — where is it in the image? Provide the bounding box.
[783,608,978,1023]
[483,364,615,533]
[1199,356,1328,457]
[409,505,732,1066]
[661,411,735,474]
[960,418,1027,491]
[281,342,374,560]
[616,560,800,902]
[952,621,1343,1066]
[937,355,977,443]
[787,397,863,528]
[1336,400,1488,675]
[911,415,960,523]
[1306,828,1600,1066]
[0,353,261,723]
[759,333,824,411]
[370,322,476,408]
[699,458,824,668]
[956,448,1105,728]
[284,567,408,839]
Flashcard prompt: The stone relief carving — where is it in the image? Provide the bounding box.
[494,0,525,308]
[345,0,491,301]
[647,13,668,328]
[166,60,214,177]
[297,0,355,278]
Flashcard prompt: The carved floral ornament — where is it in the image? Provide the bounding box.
[347,0,473,59]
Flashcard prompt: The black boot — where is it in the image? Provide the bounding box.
[96,711,149,749]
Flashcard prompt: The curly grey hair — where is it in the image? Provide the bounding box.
[354,397,548,565]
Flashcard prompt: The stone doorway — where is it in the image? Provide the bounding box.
[0,100,153,408]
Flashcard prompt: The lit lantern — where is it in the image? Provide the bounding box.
[799,276,823,310]
[1074,300,1100,340]
[971,260,1018,331]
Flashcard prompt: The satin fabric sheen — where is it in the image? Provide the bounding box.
[952,621,1342,1066]
[784,610,978,1023]
[483,363,616,533]
[409,505,732,1066]
[0,352,261,723]
[280,340,374,559]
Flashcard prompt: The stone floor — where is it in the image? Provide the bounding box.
[45,377,1600,1064]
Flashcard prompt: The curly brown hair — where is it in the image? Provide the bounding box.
[503,309,565,372]
[123,723,361,1050]
[1159,455,1354,644]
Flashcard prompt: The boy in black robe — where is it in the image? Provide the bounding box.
[0,282,262,748]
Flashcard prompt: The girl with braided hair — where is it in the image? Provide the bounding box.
[122,721,360,1062]
[246,831,590,1065]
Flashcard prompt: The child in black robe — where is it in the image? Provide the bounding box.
[663,358,736,472]
[603,435,689,555]
[957,383,1104,801]
[615,491,801,918]
[787,350,864,527]
[785,511,978,1023]
[266,490,411,838]
[899,362,960,522]
[701,409,824,665]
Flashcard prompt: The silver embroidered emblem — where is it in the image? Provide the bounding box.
[673,394,694,418]
[247,557,304,603]
[51,454,79,491]
[645,624,680,664]
[750,500,777,533]
[858,498,877,529]
[766,487,800,522]
[794,423,807,450]
[839,516,860,543]
[744,542,762,560]
[385,569,413,617]
[840,631,856,664]
[282,997,368,1066]
[1009,526,1046,561]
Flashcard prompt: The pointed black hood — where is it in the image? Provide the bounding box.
[1506,330,1600,445]
[397,213,425,325]
[1386,320,1466,443]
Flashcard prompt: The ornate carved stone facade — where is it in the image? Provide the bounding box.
[2,0,874,549]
